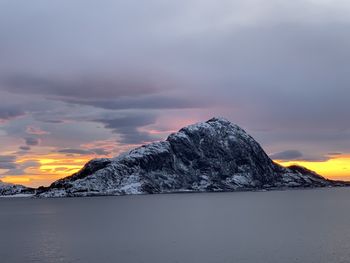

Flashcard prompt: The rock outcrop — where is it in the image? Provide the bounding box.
[37,117,347,197]
[0,180,34,196]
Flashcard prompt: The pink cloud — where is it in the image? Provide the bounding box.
[26,126,50,135]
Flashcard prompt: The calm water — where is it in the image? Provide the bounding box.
[1,188,350,263]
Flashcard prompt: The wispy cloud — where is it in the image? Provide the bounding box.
[25,137,41,146]
[0,105,25,123]
[93,113,158,144]
[0,155,17,169]
[57,148,110,156]
[270,150,303,161]
[26,126,50,135]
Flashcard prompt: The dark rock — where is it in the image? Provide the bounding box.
[38,117,348,197]
[0,181,35,196]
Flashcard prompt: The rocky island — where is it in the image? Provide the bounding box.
[33,117,347,197]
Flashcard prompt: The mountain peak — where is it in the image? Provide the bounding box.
[207,116,232,124]
[168,117,244,140]
[37,118,346,197]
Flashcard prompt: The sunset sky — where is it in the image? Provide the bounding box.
[1,0,350,187]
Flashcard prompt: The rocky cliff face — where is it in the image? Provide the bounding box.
[0,180,34,196]
[37,117,345,197]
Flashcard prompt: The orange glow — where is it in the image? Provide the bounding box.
[2,153,95,188]
[275,154,350,181]
[2,176,31,184]
[2,149,350,188]
[0,139,130,188]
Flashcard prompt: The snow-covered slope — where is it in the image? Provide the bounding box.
[37,117,347,197]
[0,180,34,196]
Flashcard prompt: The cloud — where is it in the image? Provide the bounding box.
[59,95,202,110]
[19,146,31,151]
[38,119,66,124]
[93,114,157,144]
[26,126,50,135]
[328,152,343,156]
[2,160,40,176]
[0,155,17,169]
[2,73,159,99]
[90,148,110,155]
[57,148,110,156]
[25,137,41,146]
[270,150,332,162]
[270,150,303,160]
[300,156,331,162]
[54,167,70,172]
[57,149,92,155]
[2,72,203,112]
[0,105,25,123]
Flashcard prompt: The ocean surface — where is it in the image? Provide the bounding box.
[1,188,350,263]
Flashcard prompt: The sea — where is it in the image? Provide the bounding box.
[1,187,350,263]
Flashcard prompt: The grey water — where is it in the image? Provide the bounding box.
[1,188,350,263]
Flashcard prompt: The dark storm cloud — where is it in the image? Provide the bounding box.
[270,150,303,160]
[93,114,157,144]
[25,137,40,146]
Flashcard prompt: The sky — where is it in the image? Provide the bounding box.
[0,0,350,187]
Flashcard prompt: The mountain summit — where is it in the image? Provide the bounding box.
[38,117,345,197]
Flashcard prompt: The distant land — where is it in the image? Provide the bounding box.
[1,118,348,197]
